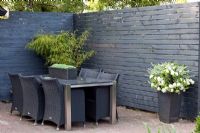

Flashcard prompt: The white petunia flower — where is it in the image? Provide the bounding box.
[151,83,155,88]
[160,80,165,85]
[180,87,184,90]
[189,79,195,84]
[150,75,153,79]
[175,72,178,76]
[161,89,167,93]
[157,87,161,91]
[171,70,175,76]
[167,66,172,71]
[165,69,169,73]
[169,84,173,88]
[172,83,176,88]
[157,77,162,82]
[175,90,180,93]
[177,83,181,87]
[186,79,190,85]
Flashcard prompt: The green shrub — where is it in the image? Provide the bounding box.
[0,0,85,13]
[195,116,200,133]
[26,31,95,68]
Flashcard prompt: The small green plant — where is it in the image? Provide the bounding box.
[194,115,200,133]
[148,62,194,94]
[26,30,95,68]
[145,123,176,133]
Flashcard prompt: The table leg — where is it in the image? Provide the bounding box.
[110,81,117,124]
[64,85,71,130]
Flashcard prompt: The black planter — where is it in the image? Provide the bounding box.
[0,6,7,16]
[48,67,77,80]
[158,92,182,123]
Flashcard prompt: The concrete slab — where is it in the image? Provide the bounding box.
[0,102,195,133]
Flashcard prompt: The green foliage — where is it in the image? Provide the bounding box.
[173,0,187,3]
[99,0,169,8]
[0,0,85,13]
[60,0,85,13]
[26,31,95,68]
[85,0,185,11]
[195,115,200,133]
[51,64,76,69]
[145,124,176,133]
[1,0,186,13]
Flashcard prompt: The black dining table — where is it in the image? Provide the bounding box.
[37,76,117,130]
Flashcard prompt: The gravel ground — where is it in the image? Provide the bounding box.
[0,102,195,133]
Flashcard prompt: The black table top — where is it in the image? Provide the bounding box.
[36,75,114,88]
[59,78,114,88]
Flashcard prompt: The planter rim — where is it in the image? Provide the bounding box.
[157,91,182,95]
[48,66,77,70]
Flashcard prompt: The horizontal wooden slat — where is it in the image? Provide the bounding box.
[75,3,199,119]
[0,12,73,101]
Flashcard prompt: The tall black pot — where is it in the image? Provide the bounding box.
[158,92,182,123]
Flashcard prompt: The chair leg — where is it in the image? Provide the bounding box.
[20,116,23,121]
[56,125,60,131]
[10,109,13,115]
[33,120,37,126]
[116,109,119,121]
[83,122,86,128]
[95,121,98,126]
[41,120,44,126]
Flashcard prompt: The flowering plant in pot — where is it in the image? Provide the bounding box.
[148,62,194,123]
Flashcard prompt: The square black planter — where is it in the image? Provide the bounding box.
[48,67,77,80]
[158,92,182,123]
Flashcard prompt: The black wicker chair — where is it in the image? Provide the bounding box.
[85,72,119,125]
[79,68,101,79]
[8,73,23,116]
[19,76,45,125]
[41,78,85,130]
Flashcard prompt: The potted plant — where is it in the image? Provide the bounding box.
[148,62,194,123]
[48,64,77,80]
[26,30,95,78]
